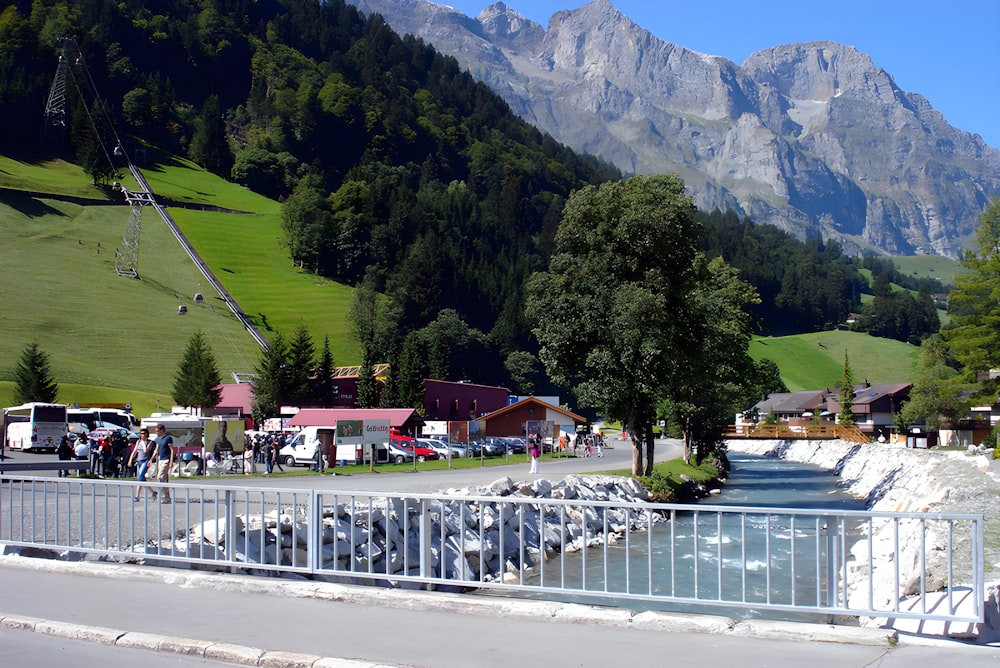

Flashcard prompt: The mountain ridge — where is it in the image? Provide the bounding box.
[348,0,1000,259]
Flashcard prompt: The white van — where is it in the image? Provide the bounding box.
[279,426,387,467]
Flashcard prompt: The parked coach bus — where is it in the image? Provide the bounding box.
[3,402,68,453]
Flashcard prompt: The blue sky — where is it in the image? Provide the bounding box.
[440,0,1000,148]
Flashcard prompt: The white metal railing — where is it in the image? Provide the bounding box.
[0,475,984,623]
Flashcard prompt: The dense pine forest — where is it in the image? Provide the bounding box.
[0,0,939,395]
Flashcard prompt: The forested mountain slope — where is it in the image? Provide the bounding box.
[348,0,1000,259]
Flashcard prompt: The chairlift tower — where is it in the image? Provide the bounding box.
[41,37,76,141]
[113,183,155,278]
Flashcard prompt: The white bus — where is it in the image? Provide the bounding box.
[3,402,68,453]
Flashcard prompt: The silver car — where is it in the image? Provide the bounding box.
[418,437,467,458]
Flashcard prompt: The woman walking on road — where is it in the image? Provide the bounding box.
[128,429,156,501]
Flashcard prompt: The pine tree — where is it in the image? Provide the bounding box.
[356,347,379,408]
[172,331,223,411]
[12,342,59,404]
[838,351,856,427]
[252,332,290,423]
[287,323,316,407]
[314,335,336,408]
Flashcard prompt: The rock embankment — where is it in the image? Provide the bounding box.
[115,474,660,587]
[726,439,1000,631]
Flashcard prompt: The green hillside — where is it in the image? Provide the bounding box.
[892,254,967,286]
[0,150,927,413]
[0,151,361,416]
[750,330,919,392]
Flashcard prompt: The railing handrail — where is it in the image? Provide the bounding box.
[0,475,985,625]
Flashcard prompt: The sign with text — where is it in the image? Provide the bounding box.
[364,419,390,446]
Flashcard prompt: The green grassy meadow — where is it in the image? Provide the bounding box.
[893,254,966,286]
[0,149,358,414]
[750,330,919,392]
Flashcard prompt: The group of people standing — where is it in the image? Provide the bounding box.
[57,430,132,478]
[242,432,286,475]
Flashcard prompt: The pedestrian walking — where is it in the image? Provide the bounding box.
[529,442,540,474]
[263,439,273,474]
[127,428,156,501]
[150,425,174,503]
[273,435,285,472]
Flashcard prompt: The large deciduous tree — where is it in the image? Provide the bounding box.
[12,342,59,405]
[900,334,965,428]
[526,174,702,476]
[661,256,760,464]
[172,331,222,412]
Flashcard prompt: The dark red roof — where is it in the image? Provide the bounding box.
[288,408,424,430]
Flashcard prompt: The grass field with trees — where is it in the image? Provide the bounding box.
[749,330,919,392]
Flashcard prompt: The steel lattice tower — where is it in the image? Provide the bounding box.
[114,186,155,278]
[42,38,75,141]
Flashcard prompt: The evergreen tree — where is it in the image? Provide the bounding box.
[172,331,223,411]
[12,342,59,405]
[396,332,426,411]
[252,332,290,424]
[943,199,1000,404]
[314,335,336,408]
[286,323,316,407]
[188,94,233,175]
[838,351,856,427]
[356,347,379,408]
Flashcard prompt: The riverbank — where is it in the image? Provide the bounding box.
[726,438,1000,639]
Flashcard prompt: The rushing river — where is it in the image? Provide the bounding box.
[488,452,867,621]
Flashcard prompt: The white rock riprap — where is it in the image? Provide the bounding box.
[727,438,1000,628]
[122,474,661,587]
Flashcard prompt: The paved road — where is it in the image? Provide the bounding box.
[2,558,999,667]
[4,438,1000,666]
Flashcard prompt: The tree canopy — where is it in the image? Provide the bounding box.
[528,174,758,475]
[942,199,1000,403]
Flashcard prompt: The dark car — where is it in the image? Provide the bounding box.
[503,437,527,454]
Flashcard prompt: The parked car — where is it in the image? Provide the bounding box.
[503,437,527,454]
[390,436,439,462]
[481,437,514,456]
[466,440,484,457]
[416,437,453,458]
[385,440,415,464]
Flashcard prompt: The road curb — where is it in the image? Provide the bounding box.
[0,611,393,667]
[0,554,900,654]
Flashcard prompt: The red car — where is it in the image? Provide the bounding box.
[390,435,439,462]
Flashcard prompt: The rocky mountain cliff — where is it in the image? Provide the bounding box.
[348,0,1000,258]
